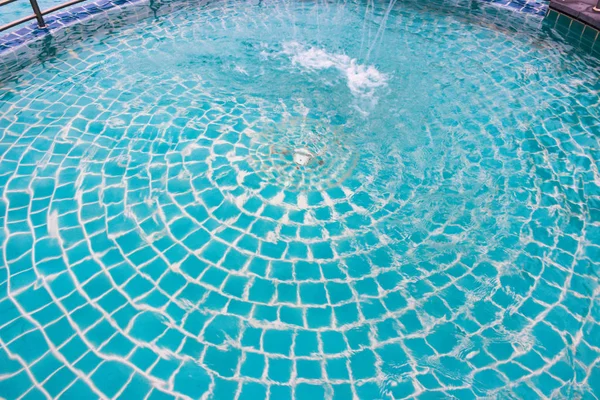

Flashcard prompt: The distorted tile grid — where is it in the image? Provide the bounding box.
[1,0,600,399]
[483,0,548,15]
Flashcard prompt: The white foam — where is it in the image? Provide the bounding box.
[282,41,387,97]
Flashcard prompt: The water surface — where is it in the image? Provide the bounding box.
[1,0,600,398]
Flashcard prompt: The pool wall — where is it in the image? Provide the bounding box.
[1,0,599,76]
[545,8,600,51]
[0,0,150,55]
[0,0,551,78]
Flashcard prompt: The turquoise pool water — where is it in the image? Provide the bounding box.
[0,0,70,27]
[0,0,548,29]
[1,0,600,398]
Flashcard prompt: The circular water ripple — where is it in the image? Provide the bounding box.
[246,119,359,192]
[1,0,600,399]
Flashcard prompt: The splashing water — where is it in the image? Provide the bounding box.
[283,41,388,97]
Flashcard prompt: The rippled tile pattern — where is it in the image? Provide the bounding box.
[484,0,548,15]
[1,0,600,399]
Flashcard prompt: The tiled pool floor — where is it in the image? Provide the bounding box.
[1,0,600,399]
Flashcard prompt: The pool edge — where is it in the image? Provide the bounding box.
[545,7,600,51]
[0,0,147,55]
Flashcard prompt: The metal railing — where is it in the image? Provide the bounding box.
[0,0,89,32]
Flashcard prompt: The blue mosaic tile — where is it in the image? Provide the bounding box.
[0,0,600,398]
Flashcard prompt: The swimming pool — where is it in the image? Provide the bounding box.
[0,0,68,28]
[1,0,600,398]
